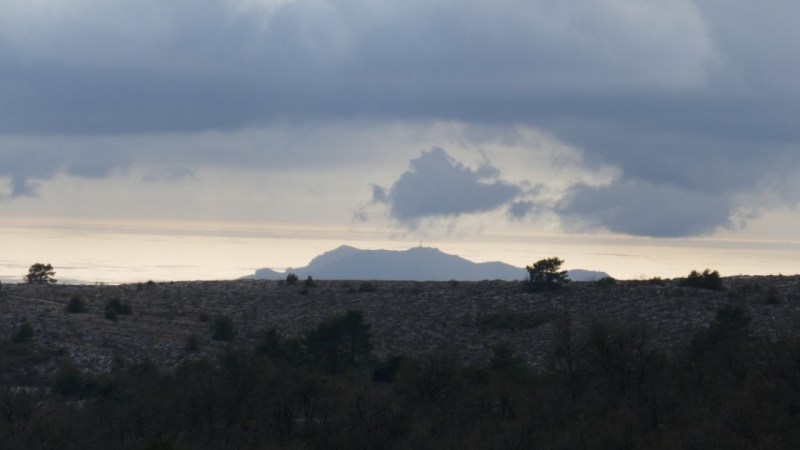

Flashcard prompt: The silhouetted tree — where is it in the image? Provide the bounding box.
[305,310,372,374]
[257,327,303,364]
[526,257,569,291]
[25,263,56,284]
[680,269,722,290]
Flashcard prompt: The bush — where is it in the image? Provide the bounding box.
[305,310,373,374]
[304,275,316,288]
[53,363,84,396]
[597,276,617,286]
[489,342,526,374]
[105,297,132,318]
[286,273,299,285]
[680,269,722,291]
[212,316,236,341]
[66,295,87,313]
[25,263,57,284]
[184,333,201,353]
[526,257,570,291]
[766,286,781,305]
[257,327,303,363]
[11,321,33,343]
[373,355,406,383]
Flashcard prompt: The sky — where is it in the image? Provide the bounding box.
[1,0,799,282]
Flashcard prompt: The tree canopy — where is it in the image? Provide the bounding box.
[526,257,569,291]
[25,263,57,284]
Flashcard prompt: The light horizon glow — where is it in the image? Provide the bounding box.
[1,217,797,284]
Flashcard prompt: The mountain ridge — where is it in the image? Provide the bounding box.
[246,245,608,281]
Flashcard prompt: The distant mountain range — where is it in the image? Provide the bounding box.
[245,245,608,282]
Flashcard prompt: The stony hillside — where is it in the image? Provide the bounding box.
[1,276,799,376]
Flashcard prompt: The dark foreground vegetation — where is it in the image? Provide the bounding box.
[2,303,800,450]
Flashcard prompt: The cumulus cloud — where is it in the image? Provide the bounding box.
[373,147,524,224]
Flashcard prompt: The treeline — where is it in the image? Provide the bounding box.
[2,306,800,449]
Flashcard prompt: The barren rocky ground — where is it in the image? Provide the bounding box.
[2,276,800,376]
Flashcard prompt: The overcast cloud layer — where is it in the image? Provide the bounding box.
[2,0,799,237]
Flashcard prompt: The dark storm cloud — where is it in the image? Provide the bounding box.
[0,0,715,134]
[2,1,800,236]
[0,148,131,199]
[0,151,60,198]
[373,147,522,223]
[558,179,734,237]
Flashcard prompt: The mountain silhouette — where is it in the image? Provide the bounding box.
[247,245,608,281]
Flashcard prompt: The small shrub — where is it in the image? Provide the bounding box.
[184,333,201,353]
[766,286,781,305]
[257,327,303,363]
[54,364,84,396]
[680,269,722,291]
[298,287,309,296]
[648,276,665,286]
[66,295,87,313]
[304,275,316,288]
[104,298,131,321]
[358,282,377,293]
[212,316,236,341]
[286,273,299,285]
[11,321,33,343]
[597,276,617,286]
[373,355,406,383]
